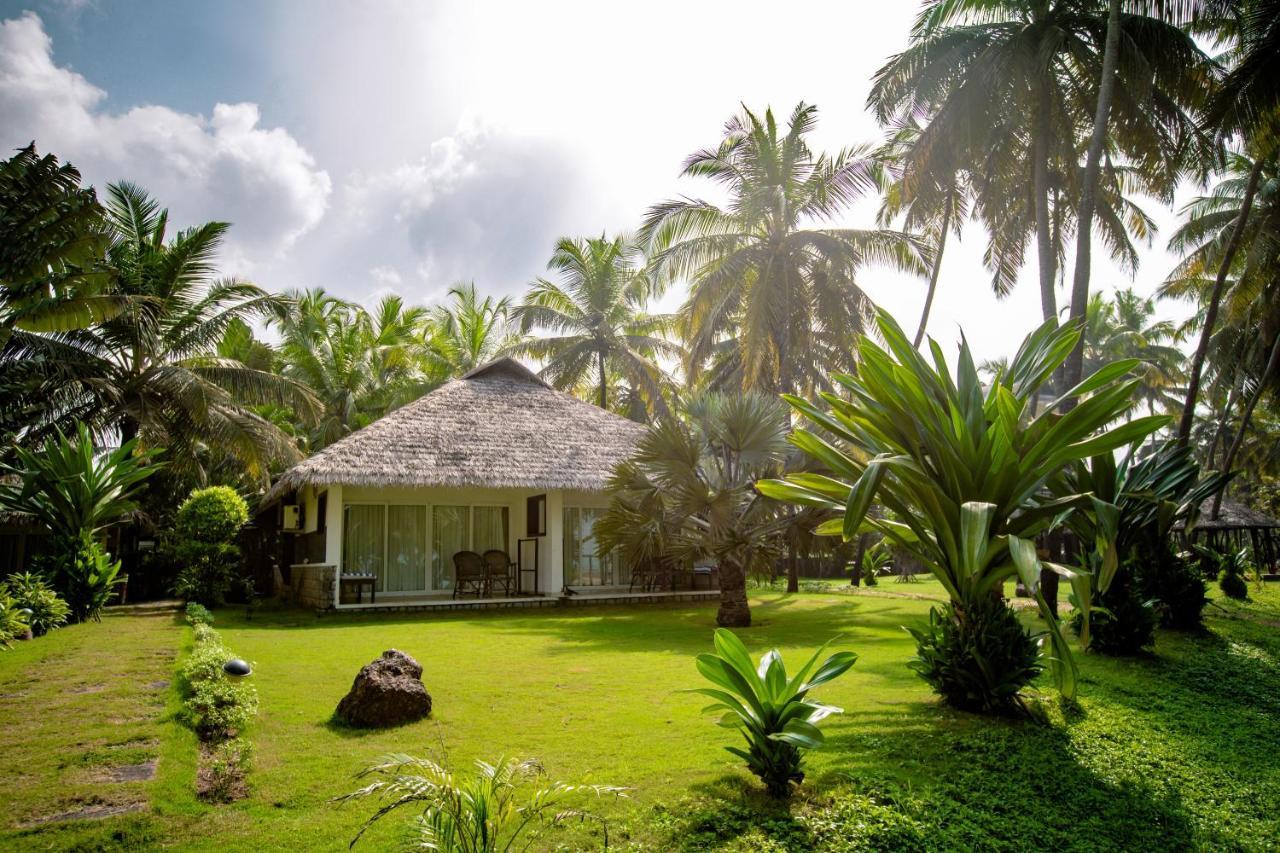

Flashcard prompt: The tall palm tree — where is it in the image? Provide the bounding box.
[870,0,1212,326]
[875,120,974,346]
[427,282,522,377]
[508,235,681,416]
[1166,149,1280,442]
[8,183,318,484]
[640,102,928,396]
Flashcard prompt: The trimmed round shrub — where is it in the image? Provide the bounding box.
[172,487,250,606]
[1071,567,1156,656]
[175,486,249,544]
[185,602,215,625]
[907,595,1043,714]
[1,572,69,637]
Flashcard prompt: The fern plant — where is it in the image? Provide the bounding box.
[340,754,625,852]
[689,628,856,797]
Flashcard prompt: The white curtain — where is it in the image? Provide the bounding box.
[343,505,384,578]
[432,506,469,589]
[473,506,509,556]
[386,506,427,592]
[563,507,616,585]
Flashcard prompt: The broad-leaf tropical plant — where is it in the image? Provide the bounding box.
[688,628,856,798]
[758,311,1168,704]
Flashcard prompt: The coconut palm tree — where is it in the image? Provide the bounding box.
[508,235,681,416]
[7,182,318,484]
[875,120,974,346]
[1083,288,1185,415]
[428,282,522,377]
[870,0,1212,325]
[640,102,928,396]
[595,392,791,628]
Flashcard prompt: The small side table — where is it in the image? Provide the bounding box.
[340,573,377,604]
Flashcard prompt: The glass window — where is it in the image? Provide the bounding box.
[385,505,427,592]
[563,506,617,586]
[432,505,469,590]
[343,505,385,577]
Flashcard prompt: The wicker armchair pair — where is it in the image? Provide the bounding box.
[452,550,516,598]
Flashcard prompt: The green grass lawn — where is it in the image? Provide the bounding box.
[2,583,1278,851]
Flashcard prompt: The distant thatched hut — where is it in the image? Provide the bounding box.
[1176,499,1280,571]
[262,358,648,608]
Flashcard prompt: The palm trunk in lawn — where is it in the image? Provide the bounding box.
[1177,156,1266,445]
[913,189,953,348]
[1213,330,1280,519]
[1033,86,1057,323]
[1063,0,1122,401]
[716,559,751,627]
[787,547,799,594]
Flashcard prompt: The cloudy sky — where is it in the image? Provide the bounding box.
[0,0,1194,364]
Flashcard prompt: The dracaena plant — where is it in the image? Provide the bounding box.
[689,628,856,797]
[758,310,1167,706]
[1051,442,1232,651]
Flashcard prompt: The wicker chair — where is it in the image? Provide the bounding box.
[482,549,515,596]
[452,550,486,599]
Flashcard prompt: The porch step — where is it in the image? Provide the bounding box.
[323,589,720,615]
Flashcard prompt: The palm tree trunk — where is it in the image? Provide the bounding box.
[787,547,799,594]
[597,349,607,409]
[1033,85,1057,323]
[1206,366,1242,468]
[1213,329,1280,519]
[914,189,953,348]
[1177,156,1266,445]
[1063,0,1123,400]
[716,559,751,627]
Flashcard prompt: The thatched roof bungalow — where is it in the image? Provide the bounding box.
[1176,498,1280,571]
[266,358,649,608]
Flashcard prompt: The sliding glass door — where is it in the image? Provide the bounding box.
[564,506,618,586]
[430,505,510,590]
[343,505,385,578]
[385,505,427,592]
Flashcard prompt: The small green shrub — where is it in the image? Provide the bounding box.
[689,628,856,798]
[192,622,221,645]
[185,602,215,625]
[1197,546,1252,601]
[1069,566,1155,655]
[1,572,69,637]
[186,677,258,738]
[0,591,31,648]
[907,596,1043,714]
[180,638,232,688]
[1145,550,1208,630]
[202,740,252,802]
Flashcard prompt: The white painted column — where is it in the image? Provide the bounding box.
[325,484,343,608]
[546,489,564,594]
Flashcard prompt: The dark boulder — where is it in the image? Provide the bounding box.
[335,649,432,727]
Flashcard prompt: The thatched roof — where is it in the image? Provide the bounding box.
[1180,498,1280,530]
[265,358,645,502]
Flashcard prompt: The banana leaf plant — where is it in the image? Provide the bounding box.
[758,310,1168,701]
[689,628,856,797]
[1050,442,1233,649]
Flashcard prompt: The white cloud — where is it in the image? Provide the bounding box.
[0,11,331,272]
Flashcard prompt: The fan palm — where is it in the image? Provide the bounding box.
[640,102,928,396]
[7,183,318,485]
[595,393,791,628]
[508,235,681,416]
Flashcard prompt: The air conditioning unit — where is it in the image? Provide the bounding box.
[281,504,302,531]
